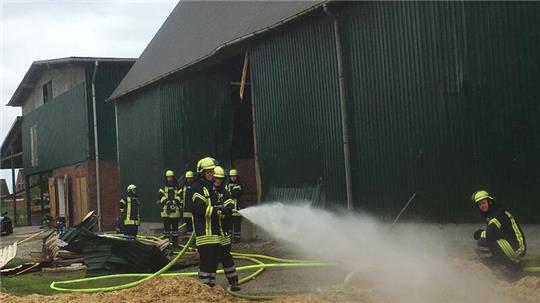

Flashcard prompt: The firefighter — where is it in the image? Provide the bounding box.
[181,170,195,238]
[190,158,239,290]
[213,166,240,290]
[226,168,243,241]
[159,170,182,247]
[120,184,141,240]
[472,190,527,279]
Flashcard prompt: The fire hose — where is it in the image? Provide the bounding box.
[50,232,332,300]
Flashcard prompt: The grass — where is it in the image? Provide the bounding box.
[0,270,144,296]
[0,271,85,296]
[3,257,33,269]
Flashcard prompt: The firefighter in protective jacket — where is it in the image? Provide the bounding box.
[181,170,195,238]
[189,158,239,290]
[225,168,243,241]
[213,166,239,289]
[120,184,141,240]
[472,190,527,278]
[159,170,182,246]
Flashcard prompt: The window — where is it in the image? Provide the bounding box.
[42,81,53,103]
[30,125,38,166]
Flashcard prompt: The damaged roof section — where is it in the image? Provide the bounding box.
[109,0,325,101]
[58,212,172,277]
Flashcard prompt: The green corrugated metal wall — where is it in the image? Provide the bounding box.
[251,1,540,222]
[117,88,163,222]
[251,12,346,205]
[160,71,233,173]
[116,70,232,221]
[342,1,539,222]
[22,82,89,175]
[93,62,135,160]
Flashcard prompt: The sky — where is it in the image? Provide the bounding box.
[0,0,178,192]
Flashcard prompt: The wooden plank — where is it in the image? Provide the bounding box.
[18,230,45,245]
[64,175,70,227]
[48,177,57,220]
[239,50,249,101]
[14,262,39,276]
[79,177,88,223]
[42,264,85,273]
[55,258,84,266]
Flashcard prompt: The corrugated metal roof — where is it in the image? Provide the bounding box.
[108,0,325,101]
[7,57,136,107]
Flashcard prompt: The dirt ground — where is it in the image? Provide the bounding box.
[1,267,538,303]
[0,226,50,259]
[1,229,540,302]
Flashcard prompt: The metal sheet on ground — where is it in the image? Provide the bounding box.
[0,242,17,268]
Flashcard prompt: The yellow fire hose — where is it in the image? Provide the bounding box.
[50,232,332,301]
[50,233,195,292]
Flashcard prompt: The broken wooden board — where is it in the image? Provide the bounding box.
[41,263,86,273]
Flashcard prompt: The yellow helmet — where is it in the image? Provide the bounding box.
[214,166,225,178]
[165,170,175,177]
[185,171,194,178]
[127,184,137,192]
[229,169,238,176]
[471,190,493,203]
[197,157,217,172]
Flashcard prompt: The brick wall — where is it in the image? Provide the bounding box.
[52,160,119,230]
[87,160,120,231]
[52,162,88,227]
[231,159,258,207]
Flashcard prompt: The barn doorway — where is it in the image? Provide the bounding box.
[229,51,259,205]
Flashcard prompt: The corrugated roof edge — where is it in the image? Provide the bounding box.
[7,56,136,107]
[0,116,23,154]
[107,1,326,102]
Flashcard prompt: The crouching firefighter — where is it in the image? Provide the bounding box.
[213,166,240,290]
[120,184,141,240]
[190,158,239,290]
[472,190,527,279]
[181,170,195,239]
[159,170,182,247]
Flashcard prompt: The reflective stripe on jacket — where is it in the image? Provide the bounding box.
[120,195,140,226]
[159,186,182,218]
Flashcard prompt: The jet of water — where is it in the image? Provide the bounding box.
[240,202,512,303]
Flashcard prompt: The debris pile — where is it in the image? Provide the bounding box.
[55,212,172,276]
[1,211,184,277]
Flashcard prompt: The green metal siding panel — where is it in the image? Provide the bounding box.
[160,71,233,173]
[94,62,134,160]
[251,13,346,206]
[22,82,89,175]
[342,1,540,222]
[116,88,163,222]
[117,69,233,222]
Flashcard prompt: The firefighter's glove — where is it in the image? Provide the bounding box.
[473,229,484,240]
[221,206,233,217]
[214,205,232,217]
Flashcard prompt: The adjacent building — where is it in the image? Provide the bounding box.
[2,57,135,229]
